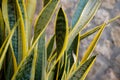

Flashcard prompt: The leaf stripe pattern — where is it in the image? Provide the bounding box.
[13,52,34,80]
[67,0,101,50]
[54,7,68,80]
[67,34,79,68]
[71,0,89,28]
[69,56,96,80]
[35,34,46,80]
[56,8,66,54]
[8,0,19,63]
[17,0,26,26]
[33,0,59,41]
[47,35,55,59]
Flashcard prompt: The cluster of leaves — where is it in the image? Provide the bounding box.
[0,0,119,80]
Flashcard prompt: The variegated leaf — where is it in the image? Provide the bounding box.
[67,0,101,50]
[69,55,96,80]
[80,23,106,64]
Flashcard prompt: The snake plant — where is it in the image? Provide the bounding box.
[0,0,120,80]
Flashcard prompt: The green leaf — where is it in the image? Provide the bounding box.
[4,46,16,80]
[16,0,26,26]
[0,8,5,47]
[67,0,101,50]
[16,0,28,61]
[2,0,20,63]
[80,23,106,64]
[47,35,55,59]
[80,25,101,40]
[8,0,20,63]
[43,0,50,6]
[33,0,59,41]
[69,55,96,80]
[26,0,36,47]
[55,8,68,61]
[67,34,80,68]
[11,45,37,80]
[53,7,68,80]
[0,24,17,70]
[2,0,27,64]
[12,52,34,80]
[34,1,48,79]
[47,7,68,79]
[71,0,89,28]
[35,33,46,80]
[27,0,59,55]
[80,15,120,40]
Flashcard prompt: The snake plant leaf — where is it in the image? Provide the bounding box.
[26,0,36,47]
[28,0,60,56]
[0,8,5,48]
[7,0,20,64]
[2,0,26,64]
[2,0,10,31]
[47,35,55,59]
[16,0,27,27]
[67,34,80,69]
[12,52,34,80]
[55,7,68,62]
[71,0,89,28]
[69,55,96,80]
[47,7,68,78]
[2,0,18,51]
[79,15,120,40]
[35,33,46,80]
[54,7,68,80]
[30,47,37,80]
[33,0,59,42]
[67,0,101,50]
[0,22,18,80]
[35,1,47,80]
[80,25,101,40]
[16,0,28,61]
[4,49,14,80]
[80,23,106,64]
[0,24,17,70]
[43,0,50,6]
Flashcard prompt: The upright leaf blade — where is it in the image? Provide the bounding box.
[53,8,68,80]
[2,0,27,64]
[67,34,80,69]
[33,0,60,41]
[12,52,34,80]
[80,25,101,40]
[80,23,106,64]
[55,8,68,56]
[2,0,20,63]
[16,0,28,62]
[71,0,89,28]
[35,33,46,80]
[26,0,36,47]
[69,55,96,80]
[0,25,17,70]
[34,1,47,80]
[47,35,55,59]
[28,0,60,55]
[55,8,68,61]
[67,0,101,50]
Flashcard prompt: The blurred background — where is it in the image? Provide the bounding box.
[36,0,120,80]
